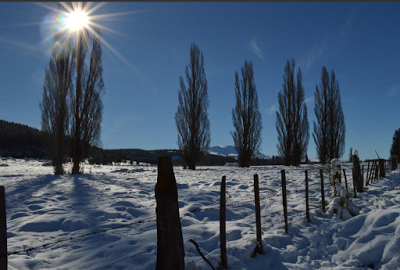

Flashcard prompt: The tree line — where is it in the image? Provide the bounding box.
[0,120,45,159]
[32,3,398,173]
[176,43,346,169]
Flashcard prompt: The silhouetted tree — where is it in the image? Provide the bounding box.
[231,60,262,167]
[70,26,104,174]
[175,43,211,170]
[313,67,345,164]
[276,59,309,166]
[390,128,400,163]
[40,28,75,175]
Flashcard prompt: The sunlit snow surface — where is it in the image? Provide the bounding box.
[1,159,400,269]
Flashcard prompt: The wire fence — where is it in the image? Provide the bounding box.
[4,161,397,269]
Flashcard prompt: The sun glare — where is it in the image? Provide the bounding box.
[65,9,88,31]
[38,2,147,73]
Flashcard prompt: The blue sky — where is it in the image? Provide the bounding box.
[0,2,399,160]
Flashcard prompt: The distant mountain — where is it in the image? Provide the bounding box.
[207,146,270,159]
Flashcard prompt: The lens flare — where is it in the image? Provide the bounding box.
[38,2,150,73]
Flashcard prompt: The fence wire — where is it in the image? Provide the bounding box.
[7,164,388,269]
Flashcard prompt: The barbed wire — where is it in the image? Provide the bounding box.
[6,167,364,267]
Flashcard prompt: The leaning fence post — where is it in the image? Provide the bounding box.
[155,157,184,270]
[281,170,288,234]
[320,170,325,213]
[251,174,263,256]
[0,186,7,269]
[220,176,227,269]
[305,170,310,223]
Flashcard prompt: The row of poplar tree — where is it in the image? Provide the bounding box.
[175,43,345,169]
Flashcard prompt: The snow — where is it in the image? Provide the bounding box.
[1,159,400,269]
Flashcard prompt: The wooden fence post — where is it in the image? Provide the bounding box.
[362,165,364,187]
[155,157,184,270]
[374,161,379,180]
[320,170,325,213]
[343,169,348,193]
[252,174,263,256]
[366,162,370,186]
[281,170,288,234]
[368,162,372,184]
[220,176,227,269]
[353,154,363,193]
[379,159,385,178]
[0,186,7,269]
[352,168,357,198]
[305,170,310,223]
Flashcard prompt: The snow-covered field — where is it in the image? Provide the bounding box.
[1,158,400,270]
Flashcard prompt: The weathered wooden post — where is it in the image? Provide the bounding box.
[331,159,342,197]
[374,161,379,180]
[352,168,357,198]
[220,176,227,269]
[281,170,288,234]
[320,170,325,213]
[362,165,365,188]
[305,170,310,223]
[352,150,363,192]
[0,186,7,269]
[155,157,184,270]
[251,174,263,256]
[379,159,385,178]
[343,169,348,192]
[366,162,370,186]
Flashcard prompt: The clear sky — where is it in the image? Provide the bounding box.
[0,2,399,160]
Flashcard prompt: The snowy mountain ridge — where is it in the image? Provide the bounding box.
[207,145,271,159]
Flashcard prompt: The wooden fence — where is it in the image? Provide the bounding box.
[1,158,397,269]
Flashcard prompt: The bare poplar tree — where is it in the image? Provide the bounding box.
[231,60,262,167]
[70,28,104,174]
[328,70,345,160]
[175,43,211,170]
[40,32,75,175]
[313,67,345,164]
[313,67,330,164]
[276,59,309,166]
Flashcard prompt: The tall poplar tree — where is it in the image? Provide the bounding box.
[40,30,75,175]
[313,67,345,164]
[175,43,211,170]
[276,59,309,166]
[70,27,105,174]
[231,60,262,167]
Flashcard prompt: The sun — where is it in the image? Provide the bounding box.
[64,9,89,31]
